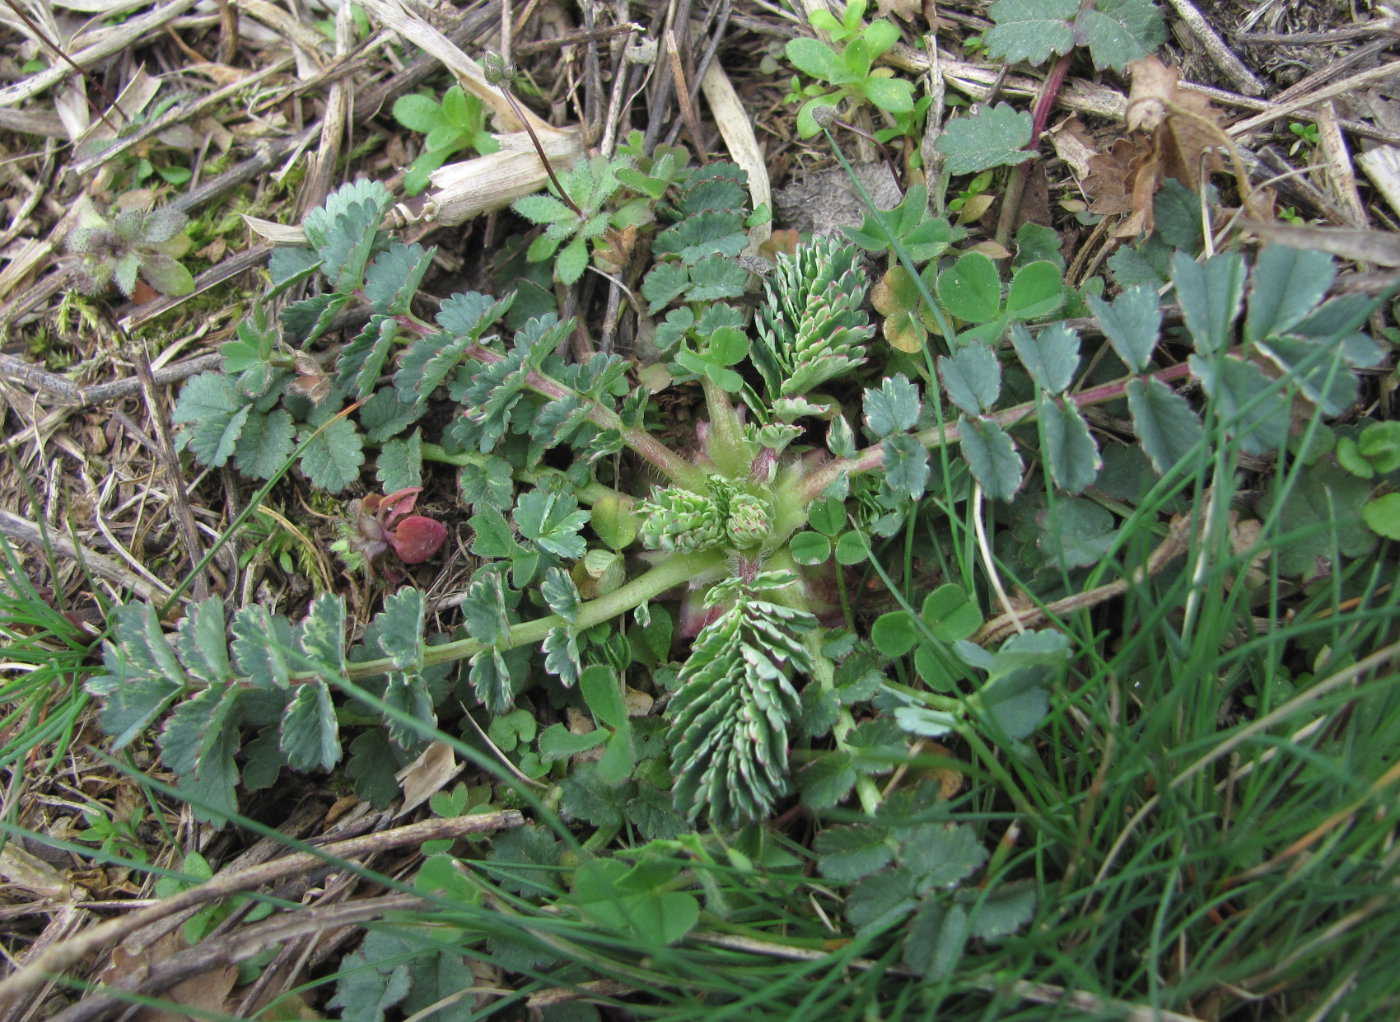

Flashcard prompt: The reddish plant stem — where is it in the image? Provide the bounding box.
[1030,50,1074,144]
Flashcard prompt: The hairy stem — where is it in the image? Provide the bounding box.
[464,342,708,489]
[344,550,729,681]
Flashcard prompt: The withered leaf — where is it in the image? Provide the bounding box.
[1080,56,1227,236]
[1126,55,1225,193]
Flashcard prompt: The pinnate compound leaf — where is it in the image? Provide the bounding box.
[937,251,1002,324]
[863,374,921,438]
[1246,246,1336,342]
[1010,322,1079,394]
[669,575,814,827]
[985,0,1077,64]
[1039,394,1101,493]
[234,409,294,479]
[172,372,250,468]
[1172,250,1244,357]
[939,344,1001,416]
[959,416,1024,500]
[298,416,364,493]
[1087,284,1161,371]
[1126,376,1204,475]
[281,680,341,770]
[936,104,1034,175]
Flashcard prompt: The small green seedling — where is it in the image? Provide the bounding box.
[393,84,500,195]
[1288,120,1320,157]
[785,0,915,138]
[65,197,196,298]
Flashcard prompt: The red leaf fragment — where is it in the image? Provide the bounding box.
[389,515,447,564]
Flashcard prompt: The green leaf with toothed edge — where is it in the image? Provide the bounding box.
[280,680,341,771]
[1172,250,1245,357]
[172,372,250,469]
[1087,284,1161,372]
[231,604,294,689]
[376,429,422,493]
[863,374,921,438]
[935,104,1034,176]
[1126,376,1204,476]
[939,344,1001,417]
[233,408,294,480]
[337,315,400,400]
[1038,393,1101,494]
[1010,322,1080,394]
[375,589,425,670]
[297,416,365,493]
[959,416,1024,501]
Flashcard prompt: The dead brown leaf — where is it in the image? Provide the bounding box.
[875,0,923,20]
[1081,56,1229,235]
[394,739,462,817]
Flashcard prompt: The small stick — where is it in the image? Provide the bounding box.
[485,53,581,215]
[666,27,705,156]
[0,811,525,1013]
[132,348,211,602]
[1164,0,1266,96]
[0,0,125,132]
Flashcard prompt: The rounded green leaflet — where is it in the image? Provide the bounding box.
[938,251,1002,325]
[790,531,832,565]
[1362,493,1400,541]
